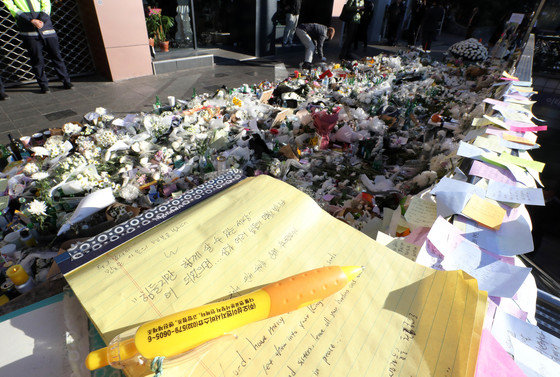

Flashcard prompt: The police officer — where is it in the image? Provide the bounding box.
[3,0,73,93]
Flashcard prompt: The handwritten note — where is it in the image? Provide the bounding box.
[376,232,421,261]
[486,181,545,206]
[403,197,437,228]
[64,175,486,377]
[454,211,534,256]
[491,309,560,365]
[419,217,531,298]
[461,194,506,230]
[510,336,560,377]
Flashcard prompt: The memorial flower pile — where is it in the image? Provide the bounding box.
[4,51,505,242]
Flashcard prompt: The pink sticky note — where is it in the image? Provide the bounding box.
[506,121,547,132]
[469,160,517,185]
[475,329,527,377]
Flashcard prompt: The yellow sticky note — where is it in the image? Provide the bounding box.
[483,115,508,129]
[461,194,506,230]
[473,135,509,154]
[64,176,485,377]
[404,196,437,228]
[497,153,545,173]
[502,134,536,145]
[472,117,492,127]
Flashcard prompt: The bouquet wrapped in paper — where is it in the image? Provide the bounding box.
[312,107,340,149]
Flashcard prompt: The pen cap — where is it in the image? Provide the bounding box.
[262,265,362,317]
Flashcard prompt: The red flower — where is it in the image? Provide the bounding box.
[148,8,162,16]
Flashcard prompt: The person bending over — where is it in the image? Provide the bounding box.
[295,23,335,69]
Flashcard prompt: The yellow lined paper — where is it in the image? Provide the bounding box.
[65,176,485,377]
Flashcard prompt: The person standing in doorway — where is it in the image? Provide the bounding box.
[354,0,374,51]
[339,0,364,60]
[0,76,9,101]
[295,23,335,69]
[407,0,426,46]
[2,0,73,93]
[283,0,301,47]
[385,0,405,46]
[421,0,445,52]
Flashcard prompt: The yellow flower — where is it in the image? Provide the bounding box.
[232,97,243,107]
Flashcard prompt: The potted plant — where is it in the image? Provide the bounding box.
[146,8,174,52]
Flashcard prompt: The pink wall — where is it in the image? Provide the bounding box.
[78,0,153,81]
[332,0,346,17]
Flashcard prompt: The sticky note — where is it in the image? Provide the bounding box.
[469,160,517,186]
[404,196,437,227]
[502,133,536,145]
[497,153,545,173]
[473,135,509,153]
[472,117,492,127]
[461,194,506,230]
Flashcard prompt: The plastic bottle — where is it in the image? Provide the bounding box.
[19,229,37,247]
[8,134,22,160]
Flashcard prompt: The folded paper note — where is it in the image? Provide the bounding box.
[419,217,531,298]
[59,174,486,377]
[454,211,534,256]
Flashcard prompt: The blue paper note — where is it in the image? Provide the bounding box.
[456,215,534,256]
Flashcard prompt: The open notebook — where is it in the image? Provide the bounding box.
[56,171,487,376]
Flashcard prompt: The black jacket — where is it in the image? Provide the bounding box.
[14,12,56,37]
[284,0,302,15]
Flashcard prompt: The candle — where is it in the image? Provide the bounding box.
[6,264,29,286]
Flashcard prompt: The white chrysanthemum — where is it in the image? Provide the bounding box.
[27,200,48,217]
[31,171,50,180]
[22,162,39,176]
[44,135,65,157]
[95,129,118,148]
[62,122,82,135]
[119,184,141,201]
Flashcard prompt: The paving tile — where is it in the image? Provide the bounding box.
[8,109,43,121]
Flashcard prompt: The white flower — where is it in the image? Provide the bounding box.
[119,184,141,201]
[63,122,82,135]
[23,162,39,176]
[27,200,48,217]
[95,129,118,148]
[31,171,50,180]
